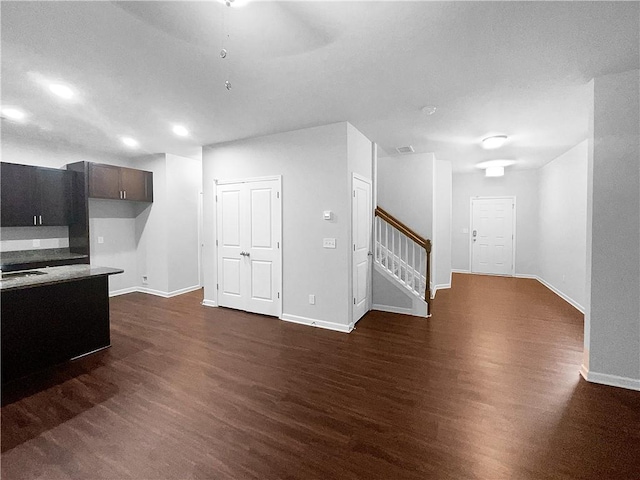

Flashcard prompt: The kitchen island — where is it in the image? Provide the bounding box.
[1,264,123,384]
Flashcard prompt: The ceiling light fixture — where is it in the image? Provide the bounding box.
[48,83,75,100]
[121,136,139,148]
[475,159,516,169]
[485,166,505,177]
[172,125,189,137]
[1,107,26,121]
[482,135,508,149]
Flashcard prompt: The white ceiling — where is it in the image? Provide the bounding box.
[1,1,638,171]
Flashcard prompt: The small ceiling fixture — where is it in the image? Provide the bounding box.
[48,83,75,100]
[482,135,508,149]
[121,136,139,148]
[172,125,189,137]
[1,107,26,121]
[485,166,505,177]
[476,159,516,178]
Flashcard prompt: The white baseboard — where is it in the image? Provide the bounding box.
[580,365,640,391]
[451,269,470,274]
[514,273,538,280]
[280,313,352,333]
[109,284,202,299]
[201,299,218,308]
[109,287,139,297]
[372,304,413,315]
[431,283,451,299]
[534,276,584,314]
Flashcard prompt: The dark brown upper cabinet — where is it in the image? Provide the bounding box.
[1,162,73,227]
[88,163,153,202]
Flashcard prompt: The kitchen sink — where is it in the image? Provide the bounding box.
[1,270,47,279]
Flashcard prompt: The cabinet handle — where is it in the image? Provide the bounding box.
[33,215,37,226]
[39,215,42,225]
[123,190,126,200]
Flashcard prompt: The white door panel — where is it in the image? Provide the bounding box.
[216,179,281,317]
[471,197,514,275]
[352,175,372,323]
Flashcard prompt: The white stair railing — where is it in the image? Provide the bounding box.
[374,207,431,306]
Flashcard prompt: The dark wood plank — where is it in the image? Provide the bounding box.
[2,274,639,479]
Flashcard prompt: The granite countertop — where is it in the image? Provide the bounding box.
[0,248,88,269]
[0,265,123,292]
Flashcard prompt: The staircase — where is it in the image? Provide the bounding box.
[374,207,431,317]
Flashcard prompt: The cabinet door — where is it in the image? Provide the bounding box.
[89,163,121,199]
[0,163,37,226]
[37,168,72,226]
[120,167,152,202]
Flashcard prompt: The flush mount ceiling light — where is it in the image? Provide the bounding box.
[121,136,139,148]
[481,135,508,149]
[476,159,516,178]
[172,125,189,137]
[475,159,516,169]
[1,107,26,121]
[485,166,505,177]
[48,83,75,100]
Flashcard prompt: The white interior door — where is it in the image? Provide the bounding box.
[216,178,281,317]
[352,175,372,323]
[471,197,514,275]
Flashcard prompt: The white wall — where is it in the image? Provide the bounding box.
[377,152,433,240]
[166,153,202,293]
[433,159,452,292]
[584,69,640,388]
[538,141,588,311]
[452,169,539,275]
[202,122,355,328]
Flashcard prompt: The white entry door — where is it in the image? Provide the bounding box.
[471,197,515,275]
[216,178,281,317]
[352,175,372,323]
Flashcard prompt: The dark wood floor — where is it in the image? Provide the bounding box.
[2,274,639,479]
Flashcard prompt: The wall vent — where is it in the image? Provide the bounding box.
[395,145,415,154]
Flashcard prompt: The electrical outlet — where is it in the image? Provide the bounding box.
[32,239,41,247]
[98,236,104,244]
[309,294,315,305]
[142,275,148,285]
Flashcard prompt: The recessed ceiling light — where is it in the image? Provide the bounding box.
[1,107,26,121]
[475,159,516,169]
[121,136,139,148]
[482,135,508,149]
[172,125,189,137]
[485,166,505,177]
[49,83,75,99]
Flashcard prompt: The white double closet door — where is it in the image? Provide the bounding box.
[216,178,281,317]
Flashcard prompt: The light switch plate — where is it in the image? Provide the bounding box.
[309,294,315,305]
[98,236,104,244]
[323,210,332,220]
[323,238,336,249]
